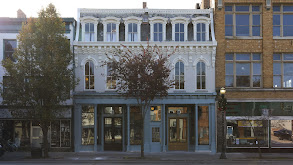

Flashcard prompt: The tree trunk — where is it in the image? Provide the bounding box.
[41,125,49,158]
[140,115,145,158]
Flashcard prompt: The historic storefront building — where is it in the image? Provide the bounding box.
[73,3,217,152]
[214,0,293,150]
[0,11,76,151]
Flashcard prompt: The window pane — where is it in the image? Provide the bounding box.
[202,76,206,89]
[112,24,116,30]
[85,23,89,32]
[284,76,293,87]
[85,62,89,75]
[273,15,280,25]
[90,23,94,31]
[152,127,160,142]
[133,23,137,32]
[236,26,249,36]
[252,27,260,36]
[180,23,184,32]
[253,15,260,25]
[180,62,184,75]
[82,106,95,145]
[226,63,234,75]
[273,76,281,87]
[89,61,94,75]
[180,33,184,41]
[202,24,205,31]
[284,15,293,25]
[175,76,179,89]
[180,75,184,89]
[175,62,179,75]
[273,26,280,36]
[175,33,179,41]
[154,33,158,41]
[236,6,249,12]
[284,63,293,75]
[226,54,233,60]
[253,76,261,87]
[150,106,161,121]
[154,23,158,32]
[197,33,201,41]
[130,107,142,145]
[273,63,281,75]
[236,63,250,75]
[159,33,162,41]
[225,15,233,25]
[198,106,209,145]
[175,24,179,32]
[107,24,111,32]
[252,6,260,12]
[225,6,232,11]
[90,76,94,89]
[225,76,234,87]
[236,54,250,60]
[159,23,162,32]
[253,63,261,75]
[236,15,249,25]
[128,23,132,32]
[202,33,205,41]
[225,26,233,36]
[283,6,293,12]
[284,54,293,60]
[201,63,206,75]
[236,76,250,87]
[273,54,281,60]
[273,6,280,12]
[284,26,293,36]
[253,54,261,60]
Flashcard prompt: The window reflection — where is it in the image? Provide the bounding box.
[150,106,161,121]
[82,106,95,145]
[198,106,209,145]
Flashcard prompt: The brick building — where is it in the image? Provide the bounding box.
[213,0,293,150]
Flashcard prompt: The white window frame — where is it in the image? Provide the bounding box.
[124,16,142,42]
[196,61,206,89]
[149,17,168,42]
[102,17,120,42]
[170,17,189,42]
[106,64,116,90]
[175,61,185,89]
[84,61,95,90]
[192,17,211,42]
[80,16,98,42]
[84,23,95,42]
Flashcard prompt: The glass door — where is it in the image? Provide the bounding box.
[168,118,188,151]
[104,117,122,151]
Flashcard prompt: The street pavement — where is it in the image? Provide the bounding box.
[1,151,293,164]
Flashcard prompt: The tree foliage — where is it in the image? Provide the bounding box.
[0,3,76,157]
[106,45,174,157]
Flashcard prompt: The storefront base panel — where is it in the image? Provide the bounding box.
[227,148,293,153]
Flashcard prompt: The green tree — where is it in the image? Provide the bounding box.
[106,45,174,158]
[0,4,76,158]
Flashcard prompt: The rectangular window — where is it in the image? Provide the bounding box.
[198,106,209,145]
[130,106,142,145]
[227,120,268,148]
[106,64,116,89]
[154,23,163,42]
[150,106,161,121]
[128,23,138,42]
[82,106,95,145]
[225,53,262,88]
[107,23,116,42]
[225,5,261,37]
[3,39,17,61]
[196,23,206,41]
[152,127,160,142]
[85,23,94,41]
[273,53,293,88]
[175,23,184,42]
[273,5,293,37]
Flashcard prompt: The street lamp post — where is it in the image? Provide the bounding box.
[219,87,227,159]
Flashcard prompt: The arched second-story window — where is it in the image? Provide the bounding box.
[85,23,94,41]
[85,61,94,89]
[175,23,184,42]
[154,23,163,41]
[175,61,184,89]
[197,23,206,41]
[197,62,206,89]
[106,64,116,89]
[107,23,117,42]
[128,23,138,42]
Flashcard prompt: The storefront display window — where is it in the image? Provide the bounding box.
[14,121,30,147]
[130,106,142,145]
[198,106,209,145]
[104,106,122,114]
[150,106,161,121]
[271,120,293,147]
[82,106,95,145]
[226,120,268,147]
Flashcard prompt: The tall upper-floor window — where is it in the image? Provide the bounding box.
[85,61,94,89]
[106,64,116,89]
[175,61,184,89]
[175,23,184,42]
[273,53,293,88]
[107,23,116,42]
[128,23,138,42]
[197,23,206,41]
[225,53,262,88]
[3,39,17,61]
[197,62,206,89]
[154,23,163,42]
[225,5,261,37]
[273,5,293,37]
[85,23,94,41]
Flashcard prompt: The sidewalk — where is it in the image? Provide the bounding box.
[1,151,293,162]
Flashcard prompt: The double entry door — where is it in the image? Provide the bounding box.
[168,118,188,151]
[104,117,122,151]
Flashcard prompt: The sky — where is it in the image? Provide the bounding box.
[0,0,202,19]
